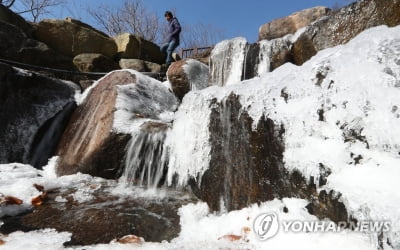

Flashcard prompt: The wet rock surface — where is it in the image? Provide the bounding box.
[55,71,135,178]
[0,183,196,246]
[188,94,350,230]
[0,62,78,166]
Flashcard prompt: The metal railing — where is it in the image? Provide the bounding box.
[180,46,213,59]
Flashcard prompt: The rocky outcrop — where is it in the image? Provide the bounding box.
[34,18,117,58]
[55,69,178,178]
[119,59,161,73]
[73,53,120,73]
[55,71,135,178]
[0,4,33,36]
[292,0,400,65]
[0,21,76,70]
[0,62,78,166]
[114,33,165,64]
[189,94,287,211]
[167,59,209,100]
[185,93,351,231]
[258,6,331,41]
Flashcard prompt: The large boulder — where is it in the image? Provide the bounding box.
[189,94,288,211]
[55,71,135,178]
[258,6,331,41]
[34,18,117,58]
[0,21,75,70]
[292,0,400,65]
[119,59,161,73]
[0,62,78,166]
[114,33,165,64]
[73,53,120,73]
[55,70,178,178]
[167,59,209,100]
[0,4,33,36]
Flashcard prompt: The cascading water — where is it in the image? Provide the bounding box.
[210,35,296,86]
[121,122,169,189]
[210,37,247,86]
[115,35,296,192]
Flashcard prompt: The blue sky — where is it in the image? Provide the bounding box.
[13,0,350,43]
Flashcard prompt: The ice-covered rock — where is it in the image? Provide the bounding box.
[56,69,178,178]
[167,58,209,100]
[164,25,400,247]
[0,63,78,167]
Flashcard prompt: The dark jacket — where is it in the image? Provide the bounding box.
[167,17,181,44]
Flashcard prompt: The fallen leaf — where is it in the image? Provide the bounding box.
[218,234,242,242]
[1,196,23,205]
[242,226,251,234]
[33,184,45,192]
[117,234,144,244]
[31,192,48,207]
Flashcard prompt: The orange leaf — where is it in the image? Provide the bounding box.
[4,196,23,205]
[31,196,43,207]
[218,234,242,241]
[31,192,47,207]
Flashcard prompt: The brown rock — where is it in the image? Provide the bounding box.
[34,18,117,58]
[119,59,161,73]
[0,21,75,71]
[114,33,141,59]
[114,33,165,64]
[55,71,136,178]
[73,53,120,73]
[258,6,331,41]
[167,59,209,100]
[292,0,400,65]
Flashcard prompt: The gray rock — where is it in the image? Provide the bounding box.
[0,62,78,166]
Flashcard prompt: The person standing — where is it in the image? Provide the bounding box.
[160,11,181,67]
